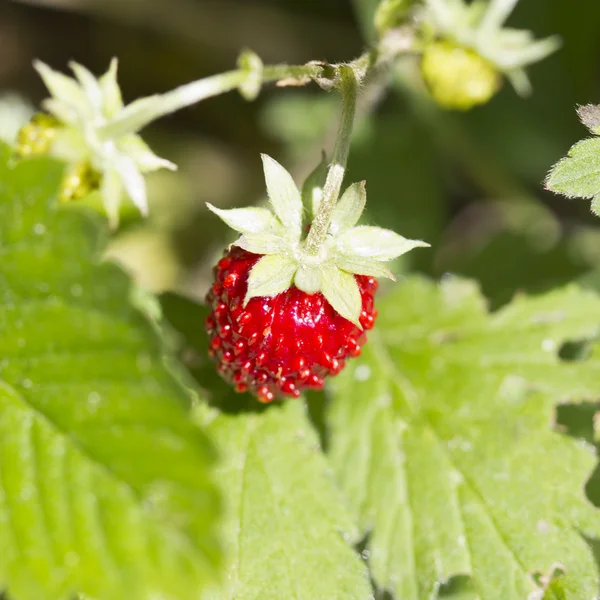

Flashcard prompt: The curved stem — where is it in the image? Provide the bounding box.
[99,62,327,139]
[304,65,358,256]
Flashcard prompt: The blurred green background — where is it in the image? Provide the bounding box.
[2,0,600,306]
[2,0,600,573]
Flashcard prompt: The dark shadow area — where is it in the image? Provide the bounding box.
[558,340,593,362]
[160,292,269,414]
[305,388,329,449]
[555,402,600,447]
[438,574,477,599]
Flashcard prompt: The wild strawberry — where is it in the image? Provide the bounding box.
[205,154,429,402]
[206,247,378,402]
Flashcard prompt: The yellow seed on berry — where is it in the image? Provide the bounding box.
[59,161,101,204]
[420,40,501,111]
[15,113,60,157]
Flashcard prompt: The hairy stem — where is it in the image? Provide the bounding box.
[99,63,327,139]
[304,65,358,256]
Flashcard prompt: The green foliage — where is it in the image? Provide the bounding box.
[546,135,600,216]
[2,1,600,598]
[0,146,221,600]
[326,277,600,599]
[161,294,373,600]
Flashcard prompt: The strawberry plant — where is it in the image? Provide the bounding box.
[1,0,600,599]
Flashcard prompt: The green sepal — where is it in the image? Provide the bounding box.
[329,181,366,235]
[261,153,303,240]
[336,255,396,280]
[245,254,298,304]
[336,225,430,261]
[207,203,282,235]
[294,264,323,294]
[321,266,363,327]
[234,232,289,255]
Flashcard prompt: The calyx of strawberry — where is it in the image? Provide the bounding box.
[208,154,429,327]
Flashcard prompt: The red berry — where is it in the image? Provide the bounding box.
[205,247,377,402]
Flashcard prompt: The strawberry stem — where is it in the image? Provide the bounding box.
[98,62,329,140]
[304,65,358,256]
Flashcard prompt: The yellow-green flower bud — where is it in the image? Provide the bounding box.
[15,113,60,157]
[420,40,501,111]
[59,161,101,204]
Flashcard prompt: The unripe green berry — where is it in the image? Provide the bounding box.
[59,161,101,204]
[420,40,501,111]
[16,113,60,157]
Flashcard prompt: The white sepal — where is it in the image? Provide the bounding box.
[113,154,148,215]
[294,265,323,294]
[33,61,87,114]
[497,36,561,70]
[337,226,430,261]
[505,69,531,97]
[99,58,123,118]
[320,266,362,328]
[51,127,89,162]
[336,255,396,280]
[102,167,124,229]
[69,61,103,113]
[234,233,289,255]
[42,98,78,127]
[245,255,298,304]
[329,181,366,235]
[261,154,303,241]
[118,135,177,172]
[207,203,282,235]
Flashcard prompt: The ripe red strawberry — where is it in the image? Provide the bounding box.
[205,154,428,402]
[205,247,378,402]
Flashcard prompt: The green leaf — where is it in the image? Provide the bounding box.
[160,295,374,600]
[326,276,600,600]
[0,147,221,600]
[545,137,600,208]
[199,402,372,600]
